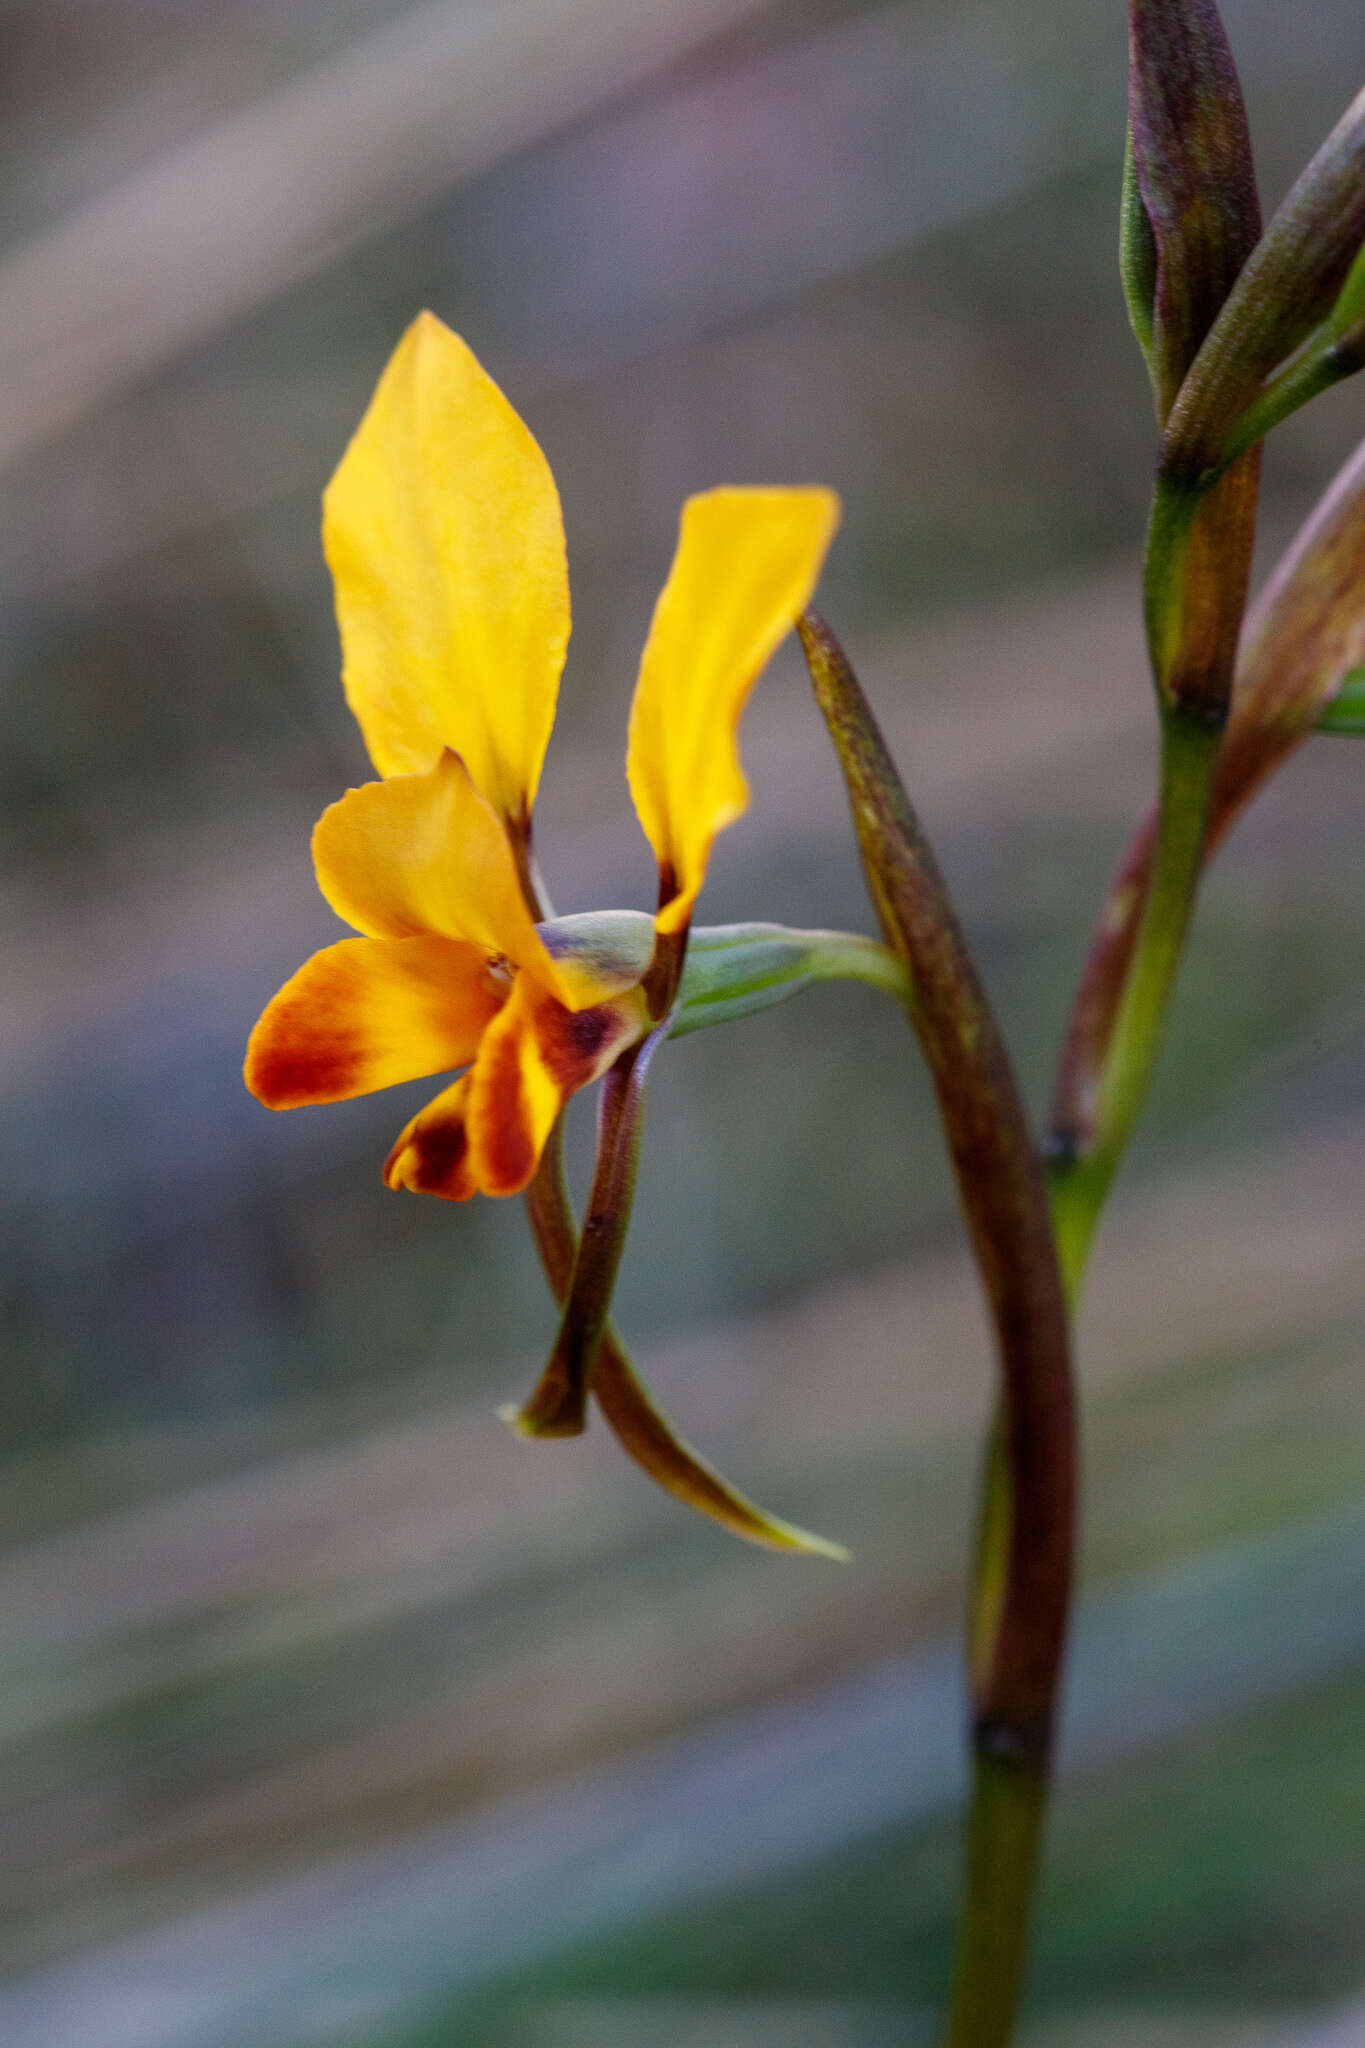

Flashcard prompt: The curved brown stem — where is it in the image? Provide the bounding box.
[799,612,1075,2041]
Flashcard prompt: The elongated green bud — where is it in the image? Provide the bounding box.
[539,909,907,1034]
[1167,82,1365,476]
[674,921,908,1032]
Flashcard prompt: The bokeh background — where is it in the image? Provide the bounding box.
[3,3,1365,2044]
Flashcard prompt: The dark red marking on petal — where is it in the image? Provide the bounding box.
[246,1038,361,1109]
[388,1114,472,1199]
[476,1017,540,1191]
[536,1001,616,1088]
[408,1120,471,1195]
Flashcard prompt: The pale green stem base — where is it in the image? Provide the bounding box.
[944,1747,1049,2048]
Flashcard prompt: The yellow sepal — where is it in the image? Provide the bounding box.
[323,312,569,820]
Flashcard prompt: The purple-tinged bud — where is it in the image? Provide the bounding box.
[1166,82,1365,477]
[1126,0,1260,420]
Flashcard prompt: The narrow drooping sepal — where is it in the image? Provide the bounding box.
[519,1124,849,1559]
[798,610,1074,1755]
[591,1345,850,1561]
[1166,83,1365,480]
[1127,0,1259,420]
[511,1020,669,1436]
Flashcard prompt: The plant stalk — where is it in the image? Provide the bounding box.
[798,612,1075,2048]
[1048,707,1220,1297]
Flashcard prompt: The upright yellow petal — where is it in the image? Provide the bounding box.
[626,487,840,935]
[323,312,569,820]
[311,751,571,1002]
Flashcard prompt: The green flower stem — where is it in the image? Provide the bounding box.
[1049,704,1221,1301]
[945,1741,1050,2048]
[1216,333,1356,473]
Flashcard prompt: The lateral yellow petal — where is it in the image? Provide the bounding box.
[385,1075,478,1200]
[312,752,570,1001]
[464,977,567,1198]
[626,486,840,935]
[245,936,500,1109]
[323,312,569,820]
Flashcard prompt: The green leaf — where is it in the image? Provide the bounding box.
[1315,666,1365,733]
[1120,124,1159,386]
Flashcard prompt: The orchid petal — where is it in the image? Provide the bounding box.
[245,936,498,1108]
[385,1075,477,1200]
[463,977,566,1198]
[312,752,570,1001]
[627,487,839,935]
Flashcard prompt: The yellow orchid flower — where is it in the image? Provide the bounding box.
[246,311,839,1206]
[244,313,856,1559]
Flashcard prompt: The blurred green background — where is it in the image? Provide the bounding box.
[2,2,1365,2043]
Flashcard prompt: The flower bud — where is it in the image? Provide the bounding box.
[1126,0,1260,420]
[1166,82,1365,475]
